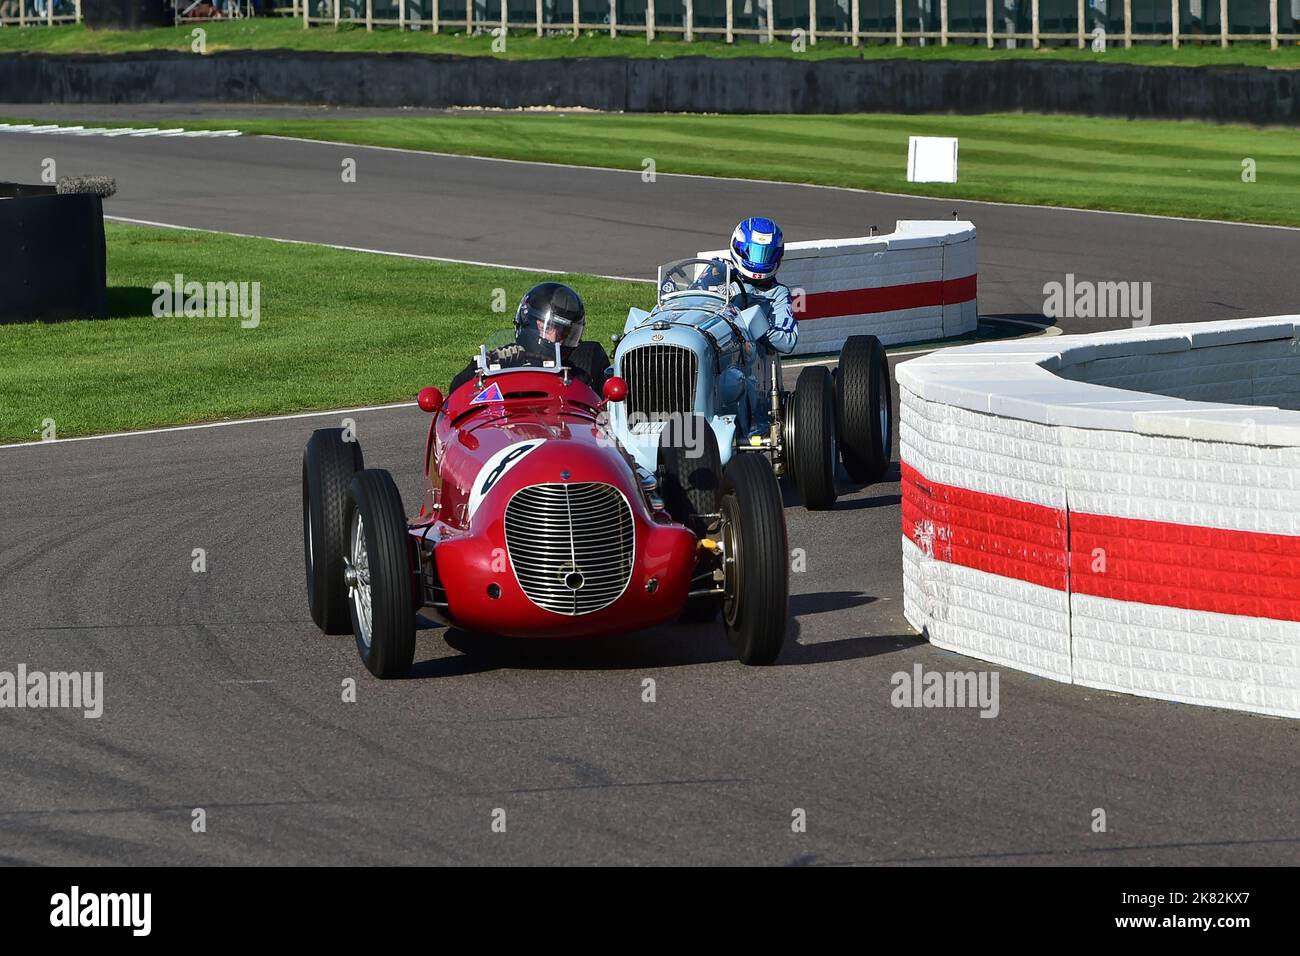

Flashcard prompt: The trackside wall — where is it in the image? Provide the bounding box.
[698,220,977,356]
[897,317,1300,719]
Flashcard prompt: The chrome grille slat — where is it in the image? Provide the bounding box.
[503,481,635,616]
[621,344,698,421]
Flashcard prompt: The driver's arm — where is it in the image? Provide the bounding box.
[763,284,798,355]
[449,360,479,394]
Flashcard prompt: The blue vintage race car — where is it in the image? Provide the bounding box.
[606,257,893,516]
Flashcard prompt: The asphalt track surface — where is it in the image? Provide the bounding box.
[2,120,1299,865]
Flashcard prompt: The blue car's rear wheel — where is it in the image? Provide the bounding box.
[836,334,892,484]
[790,365,838,511]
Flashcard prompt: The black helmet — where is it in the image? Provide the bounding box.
[514,282,586,357]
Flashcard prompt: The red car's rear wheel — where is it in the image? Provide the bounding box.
[303,427,364,634]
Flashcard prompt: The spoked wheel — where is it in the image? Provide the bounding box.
[344,469,416,679]
[718,453,789,665]
[790,365,838,511]
[302,427,364,634]
[835,334,893,484]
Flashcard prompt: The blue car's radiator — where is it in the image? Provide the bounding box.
[621,344,698,421]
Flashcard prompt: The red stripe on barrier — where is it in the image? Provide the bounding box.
[801,273,977,321]
[901,460,1300,622]
[901,462,1068,591]
[1070,512,1300,622]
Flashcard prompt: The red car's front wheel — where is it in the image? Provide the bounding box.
[344,469,416,680]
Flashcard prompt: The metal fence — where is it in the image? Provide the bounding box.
[0,0,80,27]
[296,0,1300,48]
[7,0,1300,47]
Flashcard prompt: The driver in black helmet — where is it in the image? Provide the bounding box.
[450,282,593,393]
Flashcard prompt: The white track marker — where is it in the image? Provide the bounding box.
[0,401,419,452]
[0,123,241,139]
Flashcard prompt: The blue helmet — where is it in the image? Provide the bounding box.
[730,216,784,282]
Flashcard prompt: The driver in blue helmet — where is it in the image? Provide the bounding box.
[728,216,797,437]
[729,217,797,355]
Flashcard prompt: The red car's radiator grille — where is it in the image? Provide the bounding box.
[504,482,635,616]
[620,345,698,421]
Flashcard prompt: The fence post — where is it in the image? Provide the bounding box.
[47,0,53,26]
[1171,0,1178,47]
[647,0,655,39]
[433,0,441,32]
[400,0,406,30]
[366,0,373,31]
[20,0,25,25]
[941,0,948,44]
[536,0,541,34]
[503,0,508,40]
[726,0,733,42]
[333,0,339,27]
[896,0,902,45]
[1219,0,1227,46]
[1123,0,1131,46]
[766,0,773,43]
[808,0,816,44]
[609,0,615,36]
[303,0,309,28]
[1031,0,1038,47]
[1270,0,1278,49]
[985,0,992,47]
[685,0,693,40]
[76,0,81,25]
[467,0,473,33]
[1076,0,1084,46]
[572,0,578,35]
[852,0,859,45]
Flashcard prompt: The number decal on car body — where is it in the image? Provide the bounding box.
[467,440,545,520]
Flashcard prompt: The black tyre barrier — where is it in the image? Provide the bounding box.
[0,182,56,200]
[81,0,170,30]
[0,192,107,324]
[1,50,1299,123]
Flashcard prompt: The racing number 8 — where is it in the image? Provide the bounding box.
[481,442,538,498]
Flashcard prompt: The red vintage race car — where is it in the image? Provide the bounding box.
[301,340,789,678]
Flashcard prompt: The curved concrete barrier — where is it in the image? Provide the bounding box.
[898,317,1300,719]
[699,220,978,355]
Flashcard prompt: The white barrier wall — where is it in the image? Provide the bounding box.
[698,220,977,356]
[898,317,1300,719]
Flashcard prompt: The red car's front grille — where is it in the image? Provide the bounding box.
[503,482,635,616]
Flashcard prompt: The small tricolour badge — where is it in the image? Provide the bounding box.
[470,382,504,404]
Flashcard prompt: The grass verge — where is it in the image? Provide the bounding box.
[0,223,639,443]
[4,21,1300,66]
